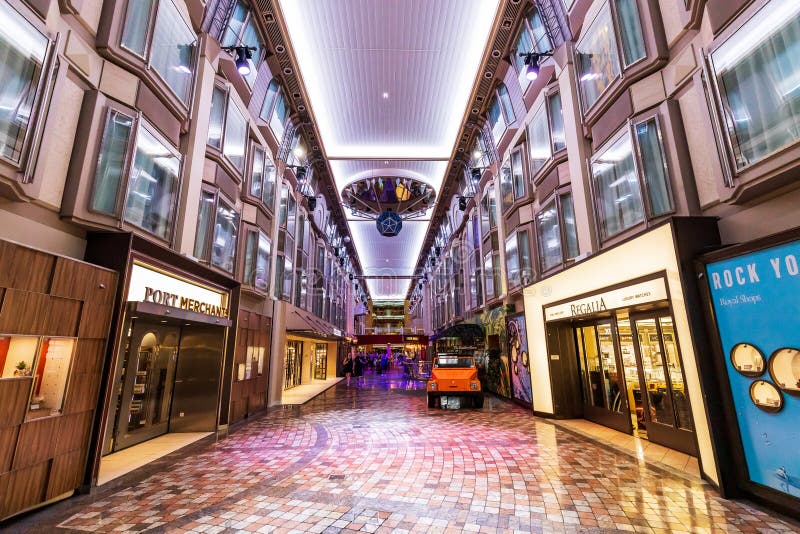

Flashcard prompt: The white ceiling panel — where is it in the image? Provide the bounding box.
[329,159,449,195]
[278,0,500,159]
[365,278,414,302]
[348,219,430,277]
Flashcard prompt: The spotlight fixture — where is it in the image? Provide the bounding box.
[306,196,317,211]
[222,45,257,76]
[519,50,554,81]
[458,196,467,211]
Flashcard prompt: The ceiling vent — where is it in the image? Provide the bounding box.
[491,49,501,58]
[298,105,306,111]
[484,71,492,78]
[283,67,293,75]
[502,18,513,29]
[276,44,285,53]
[265,12,275,23]
[471,108,479,114]
[293,92,301,99]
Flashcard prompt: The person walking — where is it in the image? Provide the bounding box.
[354,352,364,386]
[342,353,353,386]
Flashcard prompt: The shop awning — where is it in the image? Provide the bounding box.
[286,309,345,341]
[430,323,485,344]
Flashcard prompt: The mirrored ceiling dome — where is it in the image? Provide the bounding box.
[342,177,434,219]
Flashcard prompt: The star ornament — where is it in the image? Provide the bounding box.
[376,210,403,237]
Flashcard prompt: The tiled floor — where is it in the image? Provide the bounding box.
[279,377,345,406]
[97,432,213,485]
[7,370,799,533]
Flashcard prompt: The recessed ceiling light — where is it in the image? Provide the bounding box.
[382,92,389,99]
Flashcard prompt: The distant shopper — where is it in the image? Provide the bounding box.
[342,354,353,385]
[354,353,364,386]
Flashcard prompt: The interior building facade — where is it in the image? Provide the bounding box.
[0,0,799,523]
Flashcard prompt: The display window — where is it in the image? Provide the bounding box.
[0,334,76,419]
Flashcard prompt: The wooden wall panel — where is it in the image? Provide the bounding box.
[42,297,82,337]
[13,417,57,470]
[0,378,33,428]
[53,411,93,457]
[71,339,107,375]
[77,302,114,339]
[0,461,49,519]
[0,242,54,293]
[62,373,102,415]
[0,290,50,335]
[46,450,84,501]
[0,427,19,474]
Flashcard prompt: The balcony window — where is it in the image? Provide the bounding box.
[536,193,579,271]
[499,157,513,213]
[244,229,271,291]
[590,117,672,240]
[480,184,497,236]
[708,0,800,170]
[616,0,646,65]
[511,148,526,201]
[223,100,247,173]
[497,84,515,124]
[0,1,51,165]
[548,91,566,151]
[270,91,288,140]
[505,230,533,289]
[488,97,506,145]
[511,8,552,87]
[250,144,276,210]
[483,252,501,301]
[207,86,225,149]
[121,0,197,104]
[221,0,265,86]
[193,190,240,273]
[260,78,280,120]
[528,103,551,175]
[91,113,180,240]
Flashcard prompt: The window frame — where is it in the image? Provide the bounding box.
[87,105,182,242]
[193,185,240,274]
[535,190,580,272]
[241,224,271,293]
[511,7,553,87]
[574,0,648,116]
[220,0,266,87]
[118,0,198,107]
[260,78,281,122]
[703,0,800,178]
[589,113,675,241]
[248,141,276,213]
[505,227,534,291]
[0,0,56,175]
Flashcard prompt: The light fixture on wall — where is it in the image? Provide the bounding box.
[519,50,553,81]
[222,45,257,76]
[458,197,467,211]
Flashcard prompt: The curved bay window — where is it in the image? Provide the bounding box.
[249,143,277,211]
[707,0,800,173]
[536,192,579,272]
[0,0,53,171]
[221,0,266,87]
[193,188,240,273]
[243,226,271,291]
[90,111,181,241]
[505,229,533,290]
[575,0,646,113]
[207,85,248,175]
[590,115,673,241]
[119,0,197,105]
[528,90,566,181]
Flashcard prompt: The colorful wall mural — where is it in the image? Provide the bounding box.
[506,312,532,405]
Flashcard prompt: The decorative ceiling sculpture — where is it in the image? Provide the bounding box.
[342,177,434,221]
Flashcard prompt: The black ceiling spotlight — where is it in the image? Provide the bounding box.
[222,45,257,76]
[349,273,354,281]
[458,196,467,211]
[306,196,317,211]
[471,167,483,182]
[519,50,554,81]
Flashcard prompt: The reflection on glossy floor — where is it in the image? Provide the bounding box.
[9,370,798,533]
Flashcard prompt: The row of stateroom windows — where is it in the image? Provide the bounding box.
[484,0,800,185]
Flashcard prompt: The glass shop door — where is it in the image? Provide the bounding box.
[628,312,697,456]
[114,321,180,451]
[574,321,630,434]
[313,343,327,380]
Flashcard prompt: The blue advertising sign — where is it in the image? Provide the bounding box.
[706,240,800,498]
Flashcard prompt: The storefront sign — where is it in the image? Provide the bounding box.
[544,278,667,321]
[128,263,229,318]
[706,239,800,500]
[332,328,342,337]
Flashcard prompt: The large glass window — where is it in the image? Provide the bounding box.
[123,124,180,239]
[528,104,551,175]
[499,158,513,213]
[0,1,50,164]
[505,230,533,289]
[548,92,566,151]
[483,252,495,301]
[536,193,579,271]
[221,0,265,86]
[708,0,800,170]
[250,144,276,210]
[207,86,225,149]
[497,84,515,123]
[91,111,133,214]
[223,100,247,173]
[576,4,621,112]
[260,79,280,120]
[590,119,672,240]
[511,8,552,84]
[121,0,197,104]
[511,148,526,201]
[193,190,239,273]
[615,0,646,65]
[489,97,506,144]
[244,229,271,291]
[270,92,288,140]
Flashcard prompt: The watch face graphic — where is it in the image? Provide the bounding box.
[750,380,784,413]
[730,343,766,378]
[768,347,800,397]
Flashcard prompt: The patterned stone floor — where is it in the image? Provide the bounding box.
[7,370,799,533]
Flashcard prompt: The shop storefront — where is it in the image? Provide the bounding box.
[285,339,303,389]
[283,308,343,390]
[85,233,238,466]
[522,219,723,485]
[699,229,800,517]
